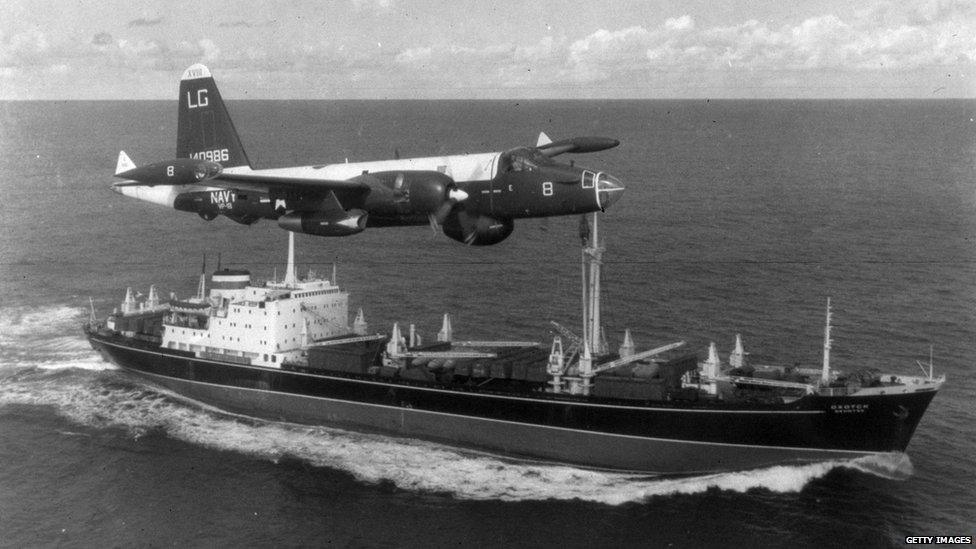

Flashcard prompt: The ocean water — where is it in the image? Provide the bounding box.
[0,99,974,547]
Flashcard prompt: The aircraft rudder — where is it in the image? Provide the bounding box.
[176,64,251,168]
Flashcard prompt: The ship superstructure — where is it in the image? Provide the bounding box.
[87,218,945,474]
[158,237,353,368]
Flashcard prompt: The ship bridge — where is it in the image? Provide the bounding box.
[161,233,354,367]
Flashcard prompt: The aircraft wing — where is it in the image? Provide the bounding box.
[213,172,370,196]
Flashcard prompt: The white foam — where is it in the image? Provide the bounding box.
[0,305,85,339]
[0,304,113,371]
[0,369,914,504]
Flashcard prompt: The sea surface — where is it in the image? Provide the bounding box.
[0,99,974,547]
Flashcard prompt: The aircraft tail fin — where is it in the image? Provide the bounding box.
[115,151,136,176]
[536,132,553,147]
[176,64,251,168]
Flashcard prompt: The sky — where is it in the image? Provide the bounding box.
[1,0,975,99]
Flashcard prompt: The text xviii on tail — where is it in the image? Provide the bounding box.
[112,64,625,245]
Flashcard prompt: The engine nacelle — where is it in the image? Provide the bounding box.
[277,209,368,236]
[442,212,514,246]
[361,171,457,217]
[404,172,454,214]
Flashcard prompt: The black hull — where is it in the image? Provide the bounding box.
[88,331,938,474]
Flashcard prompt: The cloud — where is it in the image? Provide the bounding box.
[4,0,975,99]
[351,0,396,15]
[0,28,50,67]
[91,32,114,46]
[557,4,976,81]
[127,17,164,28]
[394,46,432,65]
[665,15,694,31]
[219,21,254,28]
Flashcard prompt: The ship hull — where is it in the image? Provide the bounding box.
[88,332,939,474]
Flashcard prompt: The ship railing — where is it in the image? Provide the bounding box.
[814,385,849,397]
[392,351,498,359]
[199,351,252,365]
[876,373,946,391]
[454,341,540,347]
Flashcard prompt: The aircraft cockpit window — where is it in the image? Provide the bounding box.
[501,148,554,173]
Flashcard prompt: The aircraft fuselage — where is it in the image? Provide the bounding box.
[111,63,625,245]
[156,148,622,228]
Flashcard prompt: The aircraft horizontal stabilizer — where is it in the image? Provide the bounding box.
[116,151,137,176]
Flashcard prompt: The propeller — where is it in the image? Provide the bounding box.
[366,170,469,234]
[435,186,468,223]
[428,185,468,233]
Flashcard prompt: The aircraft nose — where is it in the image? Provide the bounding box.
[597,173,624,210]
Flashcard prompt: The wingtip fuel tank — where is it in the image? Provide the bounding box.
[113,151,223,186]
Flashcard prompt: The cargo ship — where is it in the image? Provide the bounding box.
[84,215,944,474]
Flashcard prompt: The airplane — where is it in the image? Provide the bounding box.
[111,64,625,245]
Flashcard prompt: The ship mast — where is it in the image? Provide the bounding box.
[197,253,207,300]
[284,231,297,285]
[821,297,832,385]
[581,212,606,355]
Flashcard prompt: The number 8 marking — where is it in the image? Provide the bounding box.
[542,182,553,196]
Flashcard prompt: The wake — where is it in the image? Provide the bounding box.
[0,304,114,371]
[0,367,912,505]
